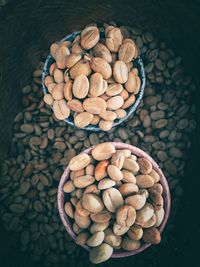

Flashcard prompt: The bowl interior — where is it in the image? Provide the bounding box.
[57,142,171,258]
[42,31,146,132]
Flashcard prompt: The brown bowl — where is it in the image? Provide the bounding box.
[42,31,146,132]
[58,142,171,258]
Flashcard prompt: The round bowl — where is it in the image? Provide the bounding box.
[57,142,171,258]
[42,31,146,132]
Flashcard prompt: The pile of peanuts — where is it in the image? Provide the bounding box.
[63,142,165,264]
[43,24,141,131]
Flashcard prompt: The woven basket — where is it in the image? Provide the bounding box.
[0,0,200,267]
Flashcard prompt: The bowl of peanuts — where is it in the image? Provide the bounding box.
[58,142,171,264]
[42,24,146,132]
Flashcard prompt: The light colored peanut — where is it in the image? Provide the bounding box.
[81,26,100,49]
[74,112,94,128]
[69,153,91,171]
[74,175,95,188]
[92,143,116,161]
[113,61,128,84]
[83,97,107,114]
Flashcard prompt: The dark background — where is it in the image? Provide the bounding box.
[0,0,199,266]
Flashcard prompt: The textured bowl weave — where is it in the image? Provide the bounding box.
[58,142,171,258]
[42,31,146,132]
